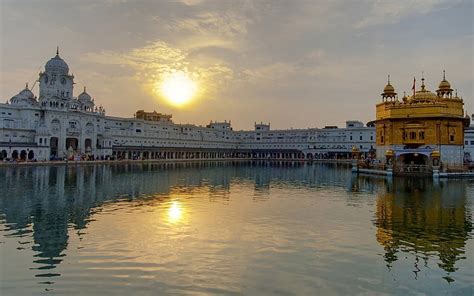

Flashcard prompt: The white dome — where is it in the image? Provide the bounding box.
[10,83,37,106]
[45,53,69,74]
[78,87,92,102]
[18,88,35,99]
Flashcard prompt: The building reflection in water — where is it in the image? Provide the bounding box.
[0,161,352,279]
[372,177,472,282]
[0,162,471,286]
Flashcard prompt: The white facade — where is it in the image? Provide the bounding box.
[1,52,471,162]
[464,116,474,162]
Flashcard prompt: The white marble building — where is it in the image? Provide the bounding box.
[1,51,470,162]
[464,115,474,163]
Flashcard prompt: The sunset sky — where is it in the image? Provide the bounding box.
[0,0,472,130]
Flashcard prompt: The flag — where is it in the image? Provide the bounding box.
[411,77,416,97]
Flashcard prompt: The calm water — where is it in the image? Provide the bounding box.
[0,162,473,295]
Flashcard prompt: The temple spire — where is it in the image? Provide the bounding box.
[56,46,59,56]
[387,75,390,84]
[421,72,425,90]
[25,82,29,89]
[443,69,446,80]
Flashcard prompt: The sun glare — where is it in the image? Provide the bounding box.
[167,201,183,223]
[160,71,197,107]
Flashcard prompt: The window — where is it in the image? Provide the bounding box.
[471,140,474,145]
[410,132,416,140]
[450,135,455,142]
[419,131,425,140]
[359,136,362,140]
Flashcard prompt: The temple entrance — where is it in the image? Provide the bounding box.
[400,153,428,165]
[396,153,431,175]
[50,137,59,156]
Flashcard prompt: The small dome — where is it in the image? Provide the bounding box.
[383,83,395,93]
[45,48,69,74]
[78,86,92,102]
[18,83,35,99]
[438,71,452,90]
[10,83,37,106]
[438,79,451,90]
[382,75,396,96]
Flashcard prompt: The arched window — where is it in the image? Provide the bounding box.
[410,132,417,140]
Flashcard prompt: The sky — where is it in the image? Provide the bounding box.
[0,0,473,130]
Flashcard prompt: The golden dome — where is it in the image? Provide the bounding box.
[438,70,452,90]
[438,79,451,89]
[383,83,395,93]
[382,75,396,96]
[409,89,439,102]
[409,78,439,102]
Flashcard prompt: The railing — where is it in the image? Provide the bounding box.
[395,164,431,173]
[357,160,386,170]
[443,164,471,173]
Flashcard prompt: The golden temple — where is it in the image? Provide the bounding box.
[371,72,470,174]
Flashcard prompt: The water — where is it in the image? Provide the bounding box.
[0,162,472,295]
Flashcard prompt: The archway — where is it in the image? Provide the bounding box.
[399,153,429,165]
[84,138,92,153]
[66,138,79,150]
[396,152,431,174]
[50,137,59,156]
[20,150,27,160]
[12,150,18,159]
[28,150,34,160]
[0,150,7,160]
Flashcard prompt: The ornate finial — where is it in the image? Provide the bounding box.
[455,89,458,96]
[25,82,29,89]
[387,74,390,84]
[56,46,59,55]
[84,86,86,92]
[443,70,446,80]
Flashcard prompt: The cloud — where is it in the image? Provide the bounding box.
[83,41,234,99]
[355,0,460,29]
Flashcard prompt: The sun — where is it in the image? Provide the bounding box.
[159,71,197,107]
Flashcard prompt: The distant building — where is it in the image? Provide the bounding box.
[464,115,474,162]
[0,51,471,163]
[135,110,172,122]
[372,73,470,173]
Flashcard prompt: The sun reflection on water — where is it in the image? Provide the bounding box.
[167,201,183,223]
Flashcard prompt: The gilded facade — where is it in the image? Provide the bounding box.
[373,73,470,170]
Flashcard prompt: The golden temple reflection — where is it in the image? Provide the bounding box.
[373,178,472,280]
